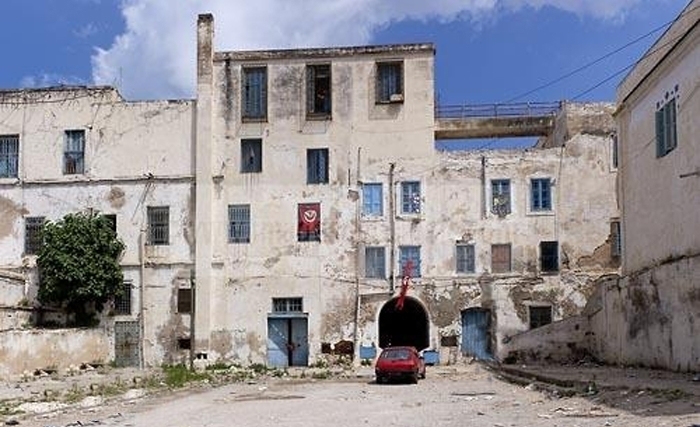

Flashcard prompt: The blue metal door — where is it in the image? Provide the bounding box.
[267,317,309,367]
[267,318,288,367]
[461,308,492,360]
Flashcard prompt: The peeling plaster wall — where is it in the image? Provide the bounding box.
[0,328,109,380]
[588,255,700,371]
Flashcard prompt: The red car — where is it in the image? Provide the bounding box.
[375,346,426,384]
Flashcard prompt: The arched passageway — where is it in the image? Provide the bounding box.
[378,297,429,350]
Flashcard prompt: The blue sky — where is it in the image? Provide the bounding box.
[0,0,689,108]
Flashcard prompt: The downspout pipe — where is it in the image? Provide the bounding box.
[388,163,396,293]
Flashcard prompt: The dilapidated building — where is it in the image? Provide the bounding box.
[0,14,620,377]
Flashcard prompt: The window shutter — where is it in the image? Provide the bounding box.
[655,109,665,157]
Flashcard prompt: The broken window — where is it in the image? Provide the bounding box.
[307,148,329,184]
[365,246,386,279]
[228,204,250,243]
[529,305,552,329]
[306,64,331,118]
[491,244,511,274]
[24,216,45,255]
[0,134,19,178]
[540,241,559,273]
[64,130,85,175]
[242,67,267,121]
[656,93,677,158]
[240,139,262,173]
[114,282,132,315]
[399,245,421,278]
[491,179,511,216]
[456,243,475,274]
[272,297,303,313]
[610,220,622,258]
[362,183,383,217]
[147,206,169,245]
[531,178,552,212]
[376,61,403,103]
[297,203,321,242]
[401,181,421,214]
[177,288,192,313]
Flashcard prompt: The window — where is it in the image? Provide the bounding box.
[531,178,552,212]
[241,139,262,173]
[307,64,331,118]
[177,288,192,313]
[147,206,169,245]
[114,282,132,315]
[242,67,267,121]
[365,247,386,279]
[64,130,85,174]
[272,297,303,313]
[307,148,329,184]
[24,216,45,255]
[401,181,421,214]
[102,214,117,234]
[540,241,559,272]
[456,243,475,274]
[610,220,622,258]
[0,135,19,178]
[228,204,250,243]
[611,133,618,170]
[491,179,511,216]
[529,305,552,329]
[297,203,321,242]
[399,245,421,278]
[656,96,677,158]
[491,244,511,273]
[362,183,383,217]
[376,61,403,103]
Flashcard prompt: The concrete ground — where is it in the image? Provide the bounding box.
[0,362,698,427]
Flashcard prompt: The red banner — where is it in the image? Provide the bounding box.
[298,203,320,238]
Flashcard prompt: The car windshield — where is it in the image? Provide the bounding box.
[381,349,411,360]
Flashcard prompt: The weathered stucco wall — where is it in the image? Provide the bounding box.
[501,315,591,364]
[0,329,109,380]
[588,255,700,371]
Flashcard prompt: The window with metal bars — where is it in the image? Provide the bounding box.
[540,241,559,272]
[240,139,262,173]
[491,179,511,216]
[376,62,403,103]
[147,206,169,245]
[365,246,386,279]
[272,297,303,313]
[114,282,132,315]
[307,148,329,184]
[228,204,250,243]
[242,67,267,121]
[64,130,85,175]
[306,64,331,118]
[531,178,552,212]
[0,134,19,178]
[401,181,421,214]
[456,243,475,274]
[24,216,45,255]
[491,244,511,273]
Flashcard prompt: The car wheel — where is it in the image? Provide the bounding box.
[410,373,418,384]
[419,370,426,380]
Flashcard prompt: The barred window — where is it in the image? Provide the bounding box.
[307,148,329,184]
[376,62,403,103]
[0,134,19,178]
[272,297,303,313]
[306,64,331,118]
[228,204,250,243]
[114,283,132,315]
[24,216,45,255]
[491,179,511,216]
[147,206,169,245]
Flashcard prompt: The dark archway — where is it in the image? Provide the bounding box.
[379,297,429,350]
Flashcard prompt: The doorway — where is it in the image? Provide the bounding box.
[378,296,429,350]
[114,320,140,367]
[461,308,492,360]
[267,316,309,367]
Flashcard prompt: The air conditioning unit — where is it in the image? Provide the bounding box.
[389,93,404,102]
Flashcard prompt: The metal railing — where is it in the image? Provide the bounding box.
[436,101,562,119]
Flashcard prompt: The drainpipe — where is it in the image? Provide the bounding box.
[353,148,362,363]
[138,229,146,369]
[189,268,196,370]
[388,163,396,293]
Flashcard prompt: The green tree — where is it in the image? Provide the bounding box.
[37,212,126,326]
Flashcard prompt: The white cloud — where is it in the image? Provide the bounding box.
[21,73,87,88]
[92,0,648,100]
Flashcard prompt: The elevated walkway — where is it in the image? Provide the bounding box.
[434,102,561,140]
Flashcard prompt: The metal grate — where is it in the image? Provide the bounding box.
[228,204,250,243]
[0,134,19,178]
[436,101,561,119]
[24,216,45,255]
[114,321,140,367]
[114,282,132,315]
[147,206,169,245]
[272,297,303,314]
